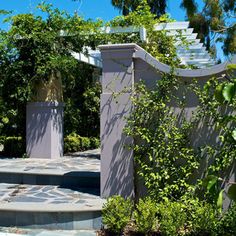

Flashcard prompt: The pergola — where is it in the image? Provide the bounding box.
[71,21,216,69]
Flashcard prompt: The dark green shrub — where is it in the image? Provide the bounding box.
[102,195,133,234]
[158,201,187,236]
[0,136,5,145]
[218,204,236,236]
[133,197,158,233]
[2,136,25,157]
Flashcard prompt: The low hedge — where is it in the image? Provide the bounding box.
[0,134,100,157]
[101,196,232,236]
[64,133,100,153]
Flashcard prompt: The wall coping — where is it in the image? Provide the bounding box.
[99,43,236,78]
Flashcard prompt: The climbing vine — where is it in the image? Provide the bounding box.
[124,62,236,204]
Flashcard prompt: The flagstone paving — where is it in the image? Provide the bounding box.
[0,149,103,232]
[0,149,100,175]
[0,183,101,205]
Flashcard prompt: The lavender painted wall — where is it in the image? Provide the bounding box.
[26,102,64,159]
[99,44,140,198]
[99,43,236,202]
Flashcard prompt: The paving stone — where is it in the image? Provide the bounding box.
[34,193,56,199]
[13,196,47,202]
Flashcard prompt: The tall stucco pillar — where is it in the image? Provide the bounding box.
[26,102,64,159]
[99,44,139,198]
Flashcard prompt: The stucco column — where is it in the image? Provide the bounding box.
[26,102,64,159]
[99,44,139,198]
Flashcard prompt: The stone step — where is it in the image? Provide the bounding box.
[0,228,97,236]
[0,183,105,231]
[0,155,100,189]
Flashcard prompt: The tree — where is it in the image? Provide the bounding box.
[180,0,236,56]
[111,0,167,17]
[111,0,235,56]
[0,3,104,139]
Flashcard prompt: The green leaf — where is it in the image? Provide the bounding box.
[204,81,211,92]
[214,84,224,103]
[228,183,236,201]
[217,189,224,212]
[203,175,218,191]
[232,129,236,141]
[222,83,236,102]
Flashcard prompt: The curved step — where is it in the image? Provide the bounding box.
[0,184,105,230]
[0,156,100,188]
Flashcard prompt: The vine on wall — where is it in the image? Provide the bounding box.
[124,63,236,204]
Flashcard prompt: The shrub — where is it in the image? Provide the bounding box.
[158,201,187,236]
[186,199,218,236]
[102,195,133,234]
[2,136,25,157]
[90,137,100,149]
[64,133,100,153]
[218,204,236,236]
[133,197,158,233]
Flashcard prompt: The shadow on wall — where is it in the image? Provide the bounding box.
[26,102,64,158]
[101,92,134,199]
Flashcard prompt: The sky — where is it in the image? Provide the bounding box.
[0,0,192,22]
[0,0,224,60]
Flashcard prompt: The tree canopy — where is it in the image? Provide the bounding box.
[111,0,236,56]
[111,0,167,17]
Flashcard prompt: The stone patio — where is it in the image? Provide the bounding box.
[0,149,100,175]
[0,149,103,232]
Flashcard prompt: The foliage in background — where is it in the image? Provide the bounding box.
[109,2,182,66]
[63,63,101,137]
[111,0,167,17]
[64,133,99,153]
[181,0,235,56]
[0,1,184,156]
[111,0,236,57]
[0,136,25,157]
[0,3,104,145]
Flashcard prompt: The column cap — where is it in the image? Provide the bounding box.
[27,102,65,108]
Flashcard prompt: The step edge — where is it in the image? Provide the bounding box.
[0,202,105,213]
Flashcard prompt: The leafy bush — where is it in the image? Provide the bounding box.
[133,197,158,233]
[186,199,218,236]
[158,201,187,236]
[1,136,25,157]
[90,137,100,149]
[102,195,133,234]
[218,204,236,236]
[64,133,100,153]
